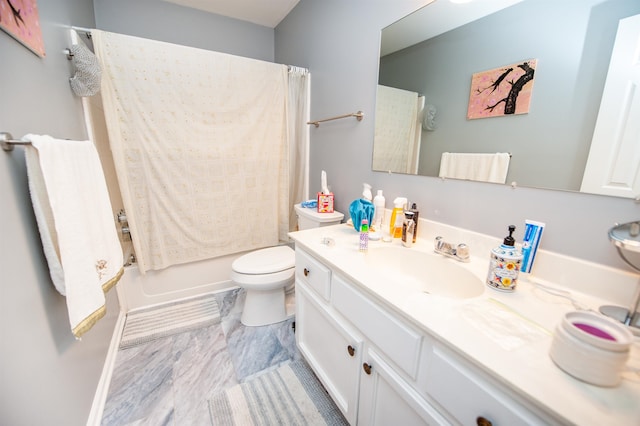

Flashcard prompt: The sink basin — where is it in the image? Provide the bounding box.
[364,247,484,299]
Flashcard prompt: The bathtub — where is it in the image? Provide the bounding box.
[115,252,241,311]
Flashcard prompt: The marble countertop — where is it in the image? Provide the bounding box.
[289,220,640,426]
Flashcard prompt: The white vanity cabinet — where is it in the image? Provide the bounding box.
[294,246,550,426]
[423,346,548,426]
[357,346,449,425]
[295,250,363,424]
[295,283,362,424]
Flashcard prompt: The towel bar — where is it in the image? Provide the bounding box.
[307,111,364,128]
[1,132,31,152]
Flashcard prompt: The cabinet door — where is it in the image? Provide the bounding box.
[425,347,547,425]
[358,348,451,426]
[296,281,363,425]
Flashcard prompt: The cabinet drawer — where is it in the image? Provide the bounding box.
[296,249,331,301]
[426,347,546,426]
[332,274,422,379]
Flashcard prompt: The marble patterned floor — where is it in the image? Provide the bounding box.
[101,288,301,425]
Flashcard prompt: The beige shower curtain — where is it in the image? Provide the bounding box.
[373,85,424,174]
[92,30,290,273]
[287,66,310,231]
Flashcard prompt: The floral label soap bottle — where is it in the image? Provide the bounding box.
[486,225,523,291]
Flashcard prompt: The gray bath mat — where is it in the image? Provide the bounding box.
[208,359,348,425]
[119,293,220,349]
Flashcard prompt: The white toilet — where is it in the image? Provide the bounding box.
[231,203,344,326]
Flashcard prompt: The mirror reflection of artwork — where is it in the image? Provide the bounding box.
[467,59,536,119]
[0,0,45,57]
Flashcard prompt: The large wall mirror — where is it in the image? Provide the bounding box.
[374,0,640,197]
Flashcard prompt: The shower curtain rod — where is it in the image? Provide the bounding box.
[69,27,307,74]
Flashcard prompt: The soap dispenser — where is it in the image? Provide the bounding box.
[486,225,523,292]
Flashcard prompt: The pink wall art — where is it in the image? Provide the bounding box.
[0,0,45,57]
[467,59,536,120]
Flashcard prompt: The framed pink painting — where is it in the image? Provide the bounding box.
[467,59,536,120]
[0,0,45,57]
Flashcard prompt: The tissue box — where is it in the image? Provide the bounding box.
[317,192,334,213]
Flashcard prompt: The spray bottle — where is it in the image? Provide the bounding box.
[389,197,407,239]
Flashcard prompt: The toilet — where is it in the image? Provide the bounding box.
[231,203,344,326]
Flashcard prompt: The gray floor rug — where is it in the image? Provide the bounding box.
[209,359,348,425]
[119,293,221,349]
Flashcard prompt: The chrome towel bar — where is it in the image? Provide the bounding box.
[1,132,31,152]
[307,111,364,128]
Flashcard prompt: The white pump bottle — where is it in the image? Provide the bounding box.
[372,190,385,233]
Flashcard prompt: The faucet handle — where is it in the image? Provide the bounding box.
[456,243,470,260]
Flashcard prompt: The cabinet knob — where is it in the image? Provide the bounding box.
[303,268,310,276]
[476,416,492,426]
[347,345,355,357]
[363,363,372,375]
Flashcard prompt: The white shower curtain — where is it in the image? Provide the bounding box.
[287,66,310,231]
[92,30,289,273]
[373,85,424,174]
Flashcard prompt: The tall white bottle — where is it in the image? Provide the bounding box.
[372,190,386,233]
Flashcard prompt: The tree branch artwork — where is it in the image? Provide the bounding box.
[467,59,537,120]
[0,0,45,57]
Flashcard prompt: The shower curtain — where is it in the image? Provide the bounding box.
[287,66,310,231]
[373,85,424,174]
[92,30,291,273]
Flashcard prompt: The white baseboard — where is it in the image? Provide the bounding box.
[86,309,127,426]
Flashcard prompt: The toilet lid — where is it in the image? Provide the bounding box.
[232,245,295,275]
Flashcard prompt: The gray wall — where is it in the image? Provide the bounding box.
[93,0,275,61]
[0,2,116,425]
[275,0,640,270]
[0,1,275,425]
[1,0,637,424]
[379,0,639,191]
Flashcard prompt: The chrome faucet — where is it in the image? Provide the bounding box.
[434,236,470,262]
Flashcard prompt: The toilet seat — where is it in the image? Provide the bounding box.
[231,246,295,290]
[232,245,295,275]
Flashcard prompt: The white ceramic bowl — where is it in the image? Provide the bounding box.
[549,311,633,387]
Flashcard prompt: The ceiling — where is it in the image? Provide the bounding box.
[163,0,524,55]
[162,0,300,28]
[381,0,523,56]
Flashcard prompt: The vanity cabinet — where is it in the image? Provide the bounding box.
[357,346,448,425]
[423,346,546,425]
[295,282,363,424]
[294,247,549,426]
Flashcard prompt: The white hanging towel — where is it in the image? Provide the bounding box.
[438,152,511,184]
[24,134,123,338]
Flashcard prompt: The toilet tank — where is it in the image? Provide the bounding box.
[294,203,344,230]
